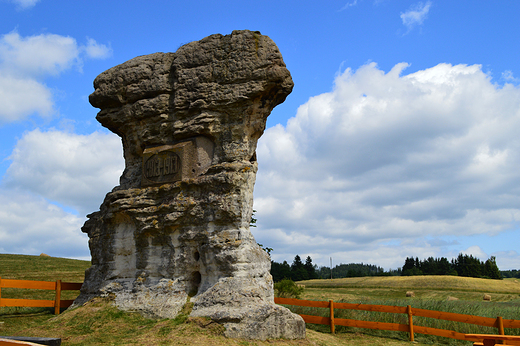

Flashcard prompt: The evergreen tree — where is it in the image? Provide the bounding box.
[304,256,318,279]
[271,260,291,282]
[402,257,417,276]
[484,256,502,280]
[290,255,308,281]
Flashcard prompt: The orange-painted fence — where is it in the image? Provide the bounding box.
[0,277,82,315]
[275,297,520,343]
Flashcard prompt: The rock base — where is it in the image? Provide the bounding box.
[190,277,305,339]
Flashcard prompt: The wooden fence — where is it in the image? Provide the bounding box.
[275,297,520,342]
[0,277,82,315]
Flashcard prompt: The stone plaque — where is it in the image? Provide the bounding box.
[143,151,180,183]
[141,141,193,187]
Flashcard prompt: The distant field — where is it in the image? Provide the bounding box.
[299,275,520,302]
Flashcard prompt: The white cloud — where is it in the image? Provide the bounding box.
[492,250,520,271]
[83,38,112,59]
[4,129,124,216]
[502,70,519,84]
[8,0,39,10]
[461,245,487,260]
[340,0,358,11]
[400,1,432,31]
[0,72,53,121]
[253,62,520,269]
[0,31,112,123]
[0,31,79,77]
[0,191,88,259]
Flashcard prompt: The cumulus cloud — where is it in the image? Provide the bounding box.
[0,31,112,123]
[0,72,53,121]
[0,31,79,77]
[253,62,520,269]
[4,129,124,215]
[83,38,112,59]
[401,1,432,31]
[0,191,88,259]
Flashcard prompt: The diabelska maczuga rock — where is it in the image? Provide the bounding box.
[72,30,305,339]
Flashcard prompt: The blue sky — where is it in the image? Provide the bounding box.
[1,0,520,271]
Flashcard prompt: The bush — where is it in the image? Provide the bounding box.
[274,279,304,298]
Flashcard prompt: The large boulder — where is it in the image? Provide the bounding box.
[74,30,305,340]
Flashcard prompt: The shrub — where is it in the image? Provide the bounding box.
[274,279,304,298]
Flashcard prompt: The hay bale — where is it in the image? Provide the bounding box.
[447,296,459,301]
[406,291,415,297]
[483,294,491,301]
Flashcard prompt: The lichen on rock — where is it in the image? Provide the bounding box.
[74,30,304,339]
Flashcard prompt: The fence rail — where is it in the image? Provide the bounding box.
[0,277,82,314]
[275,297,520,343]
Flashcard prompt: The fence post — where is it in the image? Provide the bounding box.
[497,316,505,335]
[54,280,61,315]
[407,305,414,342]
[329,299,335,334]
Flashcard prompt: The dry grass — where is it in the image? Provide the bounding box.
[2,298,423,346]
[300,276,520,303]
[301,276,520,294]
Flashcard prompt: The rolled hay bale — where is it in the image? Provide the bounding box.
[447,296,459,301]
[483,294,491,301]
[406,291,415,297]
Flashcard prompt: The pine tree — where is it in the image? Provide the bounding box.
[304,256,318,279]
[291,255,308,281]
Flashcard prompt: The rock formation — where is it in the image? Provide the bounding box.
[74,30,305,340]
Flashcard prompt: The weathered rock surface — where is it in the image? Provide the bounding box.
[74,30,305,339]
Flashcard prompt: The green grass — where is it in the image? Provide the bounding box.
[0,253,91,281]
[0,254,90,302]
[287,276,520,345]
[2,254,520,345]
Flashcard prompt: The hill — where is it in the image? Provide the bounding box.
[0,254,90,282]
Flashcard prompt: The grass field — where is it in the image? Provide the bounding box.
[1,253,520,345]
[299,276,520,302]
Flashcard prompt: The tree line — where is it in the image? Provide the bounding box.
[270,255,400,282]
[401,254,502,279]
[270,255,319,282]
[315,262,400,279]
[269,253,505,282]
[501,269,520,279]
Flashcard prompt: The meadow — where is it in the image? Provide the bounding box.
[1,254,520,345]
[290,276,520,345]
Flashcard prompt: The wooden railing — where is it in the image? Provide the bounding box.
[275,297,520,342]
[0,277,82,314]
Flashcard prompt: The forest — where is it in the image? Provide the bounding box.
[269,253,506,282]
[401,254,502,279]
